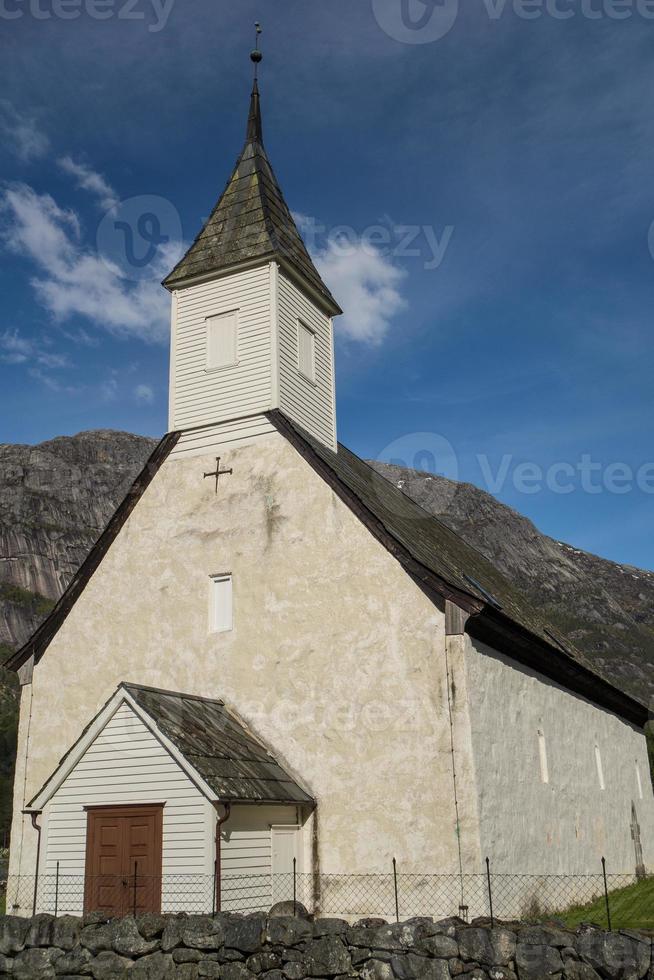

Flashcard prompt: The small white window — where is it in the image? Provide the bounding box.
[538,730,549,784]
[206,311,238,370]
[297,320,316,382]
[636,761,644,800]
[595,744,605,790]
[210,575,232,633]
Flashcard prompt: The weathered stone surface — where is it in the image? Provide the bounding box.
[175,965,199,980]
[80,925,115,956]
[353,920,388,930]
[458,928,516,966]
[197,961,221,979]
[89,951,133,980]
[182,918,226,952]
[173,949,202,964]
[311,920,348,937]
[417,933,459,959]
[13,947,62,980]
[54,945,93,975]
[220,963,256,980]
[52,919,82,953]
[563,963,602,980]
[263,918,312,947]
[358,959,395,980]
[515,942,564,979]
[223,916,265,953]
[247,951,282,974]
[135,915,167,942]
[391,952,450,979]
[576,931,650,980]
[302,937,351,977]
[26,915,56,948]
[0,952,14,973]
[112,918,159,958]
[519,926,574,949]
[0,917,30,956]
[282,963,305,980]
[486,967,517,980]
[161,919,185,953]
[268,904,310,921]
[131,951,175,979]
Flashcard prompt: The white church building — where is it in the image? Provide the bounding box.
[6,68,654,921]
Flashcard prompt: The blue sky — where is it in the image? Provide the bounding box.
[1,0,653,569]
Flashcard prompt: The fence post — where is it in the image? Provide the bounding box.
[293,857,297,915]
[212,859,217,916]
[133,860,138,918]
[485,857,494,929]
[392,857,399,923]
[601,857,612,932]
[54,861,59,919]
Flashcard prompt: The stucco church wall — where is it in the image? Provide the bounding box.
[10,431,462,882]
[464,634,654,875]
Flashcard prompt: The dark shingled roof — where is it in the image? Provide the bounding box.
[125,684,314,805]
[163,82,341,316]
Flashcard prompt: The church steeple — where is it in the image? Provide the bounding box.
[164,70,341,317]
[165,45,340,455]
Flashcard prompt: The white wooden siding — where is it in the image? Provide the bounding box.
[277,273,336,450]
[171,267,272,431]
[170,416,277,458]
[42,702,211,915]
[221,805,298,913]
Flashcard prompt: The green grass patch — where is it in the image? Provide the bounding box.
[554,877,654,931]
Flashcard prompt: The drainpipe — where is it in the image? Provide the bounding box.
[24,810,43,916]
[212,802,231,913]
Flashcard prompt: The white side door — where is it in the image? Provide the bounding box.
[271,825,301,904]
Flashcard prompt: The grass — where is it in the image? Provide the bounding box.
[553,877,654,932]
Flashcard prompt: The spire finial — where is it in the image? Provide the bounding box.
[247,23,264,143]
[250,22,263,80]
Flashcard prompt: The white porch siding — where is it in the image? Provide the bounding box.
[42,702,212,914]
[221,804,298,913]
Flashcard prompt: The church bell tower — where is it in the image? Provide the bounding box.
[164,46,341,456]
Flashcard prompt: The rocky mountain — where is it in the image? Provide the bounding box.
[0,432,652,845]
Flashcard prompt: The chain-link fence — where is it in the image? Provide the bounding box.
[1,866,646,923]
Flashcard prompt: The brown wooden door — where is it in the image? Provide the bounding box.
[84,805,163,916]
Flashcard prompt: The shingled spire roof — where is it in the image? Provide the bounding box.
[163,81,342,315]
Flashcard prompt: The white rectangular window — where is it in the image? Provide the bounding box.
[206,311,238,370]
[636,761,644,800]
[538,730,549,784]
[297,320,316,382]
[595,744,605,790]
[210,575,232,633]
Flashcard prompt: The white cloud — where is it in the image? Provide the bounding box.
[134,383,154,404]
[57,156,119,211]
[294,213,408,345]
[0,101,49,162]
[0,329,69,369]
[0,183,181,344]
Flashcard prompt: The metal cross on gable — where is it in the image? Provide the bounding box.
[203,457,233,494]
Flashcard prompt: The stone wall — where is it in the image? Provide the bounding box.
[0,910,652,980]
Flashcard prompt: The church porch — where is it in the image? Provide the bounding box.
[13,683,314,918]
